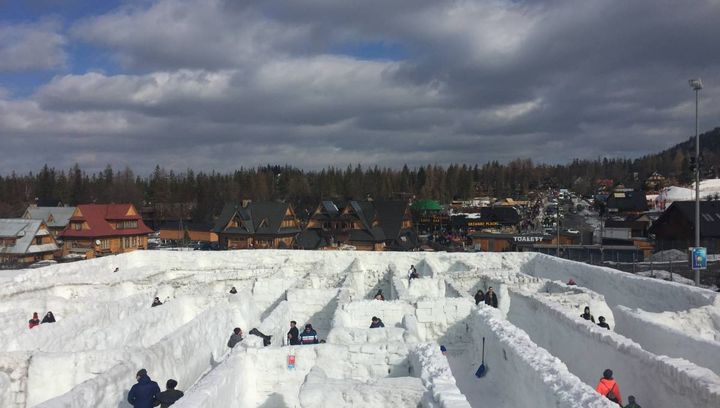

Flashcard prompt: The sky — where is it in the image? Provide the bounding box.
[1,0,719,175]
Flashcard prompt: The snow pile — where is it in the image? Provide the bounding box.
[1,250,719,407]
[648,249,688,263]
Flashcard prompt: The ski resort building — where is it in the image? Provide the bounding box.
[22,206,76,239]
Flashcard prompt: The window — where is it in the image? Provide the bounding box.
[117,220,138,229]
[281,219,296,228]
[72,222,82,231]
[35,237,43,245]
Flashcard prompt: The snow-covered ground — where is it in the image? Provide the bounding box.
[1,250,719,407]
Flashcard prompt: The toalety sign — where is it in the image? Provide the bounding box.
[513,236,546,243]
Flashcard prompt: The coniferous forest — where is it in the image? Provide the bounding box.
[1,127,719,220]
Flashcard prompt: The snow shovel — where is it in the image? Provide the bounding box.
[475,337,487,378]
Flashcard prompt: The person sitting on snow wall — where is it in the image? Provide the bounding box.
[408,265,419,284]
[369,316,385,328]
[249,328,272,346]
[581,306,595,323]
[227,327,244,348]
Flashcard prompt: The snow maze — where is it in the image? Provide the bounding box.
[1,251,720,407]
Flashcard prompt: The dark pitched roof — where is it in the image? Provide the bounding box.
[372,200,410,240]
[606,190,648,212]
[213,202,300,235]
[480,206,521,225]
[294,229,329,249]
[649,200,720,238]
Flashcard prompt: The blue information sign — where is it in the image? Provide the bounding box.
[690,247,707,270]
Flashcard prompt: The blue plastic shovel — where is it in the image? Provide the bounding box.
[475,337,487,378]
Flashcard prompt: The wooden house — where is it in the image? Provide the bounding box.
[60,204,152,258]
[649,200,720,253]
[158,221,218,243]
[23,206,76,238]
[0,219,59,265]
[296,200,417,251]
[214,202,301,249]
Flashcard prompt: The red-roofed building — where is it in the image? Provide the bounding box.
[60,204,152,258]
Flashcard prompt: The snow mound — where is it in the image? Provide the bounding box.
[0,250,718,407]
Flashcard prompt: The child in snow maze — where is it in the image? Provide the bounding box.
[155,378,184,408]
[581,306,595,323]
[595,369,622,405]
[300,324,319,344]
[369,316,385,328]
[227,327,244,348]
[597,316,611,330]
[28,312,40,329]
[623,395,641,408]
[41,311,56,323]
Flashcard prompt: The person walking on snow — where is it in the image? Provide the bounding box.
[287,321,300,345]
[474,289,485,305]
[581,306,595,323]
[155,379,184,407]
[41,311,56,323]
[485,287,498,308]
[28,312,40,329]
[597,316,611,330]
[127,368,161,408]
[227,327,244,348]
[408,265,418,283]
[370,316,385,328]
[151,297,163,307]
[596,369,622,405]
[300,324,319,344]
[623,395,640,408]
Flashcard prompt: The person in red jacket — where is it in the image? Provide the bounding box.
[596,369,622,405]
[28,312,40,329]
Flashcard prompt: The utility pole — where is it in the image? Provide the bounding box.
[689,78,703,286]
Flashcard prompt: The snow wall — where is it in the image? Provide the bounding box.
[35,299,254,408]
[614,305,720,375]
[521,254,717,312]
[466,306,615,408]
[408,343,471,408]
[506,289,720,407]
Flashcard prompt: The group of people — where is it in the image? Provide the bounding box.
[595,369,641,407]
[581,306,611,330]
[474,287,498,308]
[128,369,184,408]
[28,311,55,329]
[288,321,321,345]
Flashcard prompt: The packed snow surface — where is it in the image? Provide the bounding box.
[1,250,719,407]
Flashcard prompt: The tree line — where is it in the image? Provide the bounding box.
[1,127,718,220]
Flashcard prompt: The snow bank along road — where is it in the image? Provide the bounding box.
[0,251,719,407]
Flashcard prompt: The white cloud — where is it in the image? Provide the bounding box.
[0,21,67,72]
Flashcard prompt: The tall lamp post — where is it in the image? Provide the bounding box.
[689,78,703,286]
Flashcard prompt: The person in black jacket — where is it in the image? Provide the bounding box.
[369,316,385,328]
[581,306,595,323]
[229,286,237,294]
[474,289,485,305]
[41,311,56,323]
[597,316,611,330]
[127,369,160,408]
[227,327,244,348]
[155,379,183,408]
[484,287,498,308]
[151,297,163,307]
[287,321,300,345]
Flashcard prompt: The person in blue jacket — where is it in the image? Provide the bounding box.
[127,368,160,408]
[300,324,319,344]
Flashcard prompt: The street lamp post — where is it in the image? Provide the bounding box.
[689,78,703,286]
